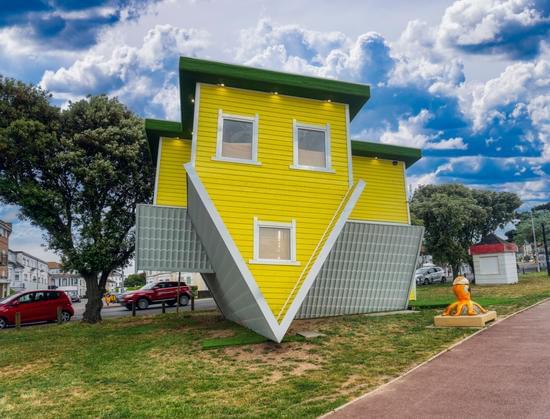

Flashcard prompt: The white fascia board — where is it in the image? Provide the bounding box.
[277,179,366,340]
[184,162,366,343]
[183,163,280,338]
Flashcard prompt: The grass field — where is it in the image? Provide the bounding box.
[1,272,549,418]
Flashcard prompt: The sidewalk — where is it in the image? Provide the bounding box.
[326,300,550,418]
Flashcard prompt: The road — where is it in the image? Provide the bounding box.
[73,297,218,320]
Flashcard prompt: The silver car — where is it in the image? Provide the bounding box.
[415,267,446,285]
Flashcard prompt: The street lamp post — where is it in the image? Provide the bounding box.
[531,210,540,272]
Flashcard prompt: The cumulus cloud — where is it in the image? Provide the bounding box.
[0,0,159,51]
[40,24,209,118]
[427,137,468,150]
[458,58,550,159]
[235,19,394,85]
[439,0,550,59]
[377,109,468,150]
[390,20,465,93]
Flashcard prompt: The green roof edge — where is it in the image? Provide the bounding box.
[145,118,184,163]
[351,140,422,167]
[178,56,371,137]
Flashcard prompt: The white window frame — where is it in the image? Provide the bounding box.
[290,119,334,173]
[213,109,260,165]
[250,217,299,265]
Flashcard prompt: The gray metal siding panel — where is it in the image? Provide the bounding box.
[187,178,278,341]
[135,204,213,272]
[297,222,424,319]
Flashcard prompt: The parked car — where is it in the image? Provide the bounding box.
[0,290,74,329]
[58,287,81,303]
[415,266,447,285]
[120,281,192,310]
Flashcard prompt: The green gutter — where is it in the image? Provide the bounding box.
[351,140,422,168]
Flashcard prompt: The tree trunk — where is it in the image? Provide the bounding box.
[82,273,103,323]
[452,264,460,280]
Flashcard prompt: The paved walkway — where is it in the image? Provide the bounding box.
[327,300,550,419]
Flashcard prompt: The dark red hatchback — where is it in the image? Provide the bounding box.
[0,290,74,329]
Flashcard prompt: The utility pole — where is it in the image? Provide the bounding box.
[531,210,540,272]
[542,223,550,277]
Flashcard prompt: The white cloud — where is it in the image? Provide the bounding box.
[379,109,433,147]
[438,0,550,58]
[234,19,394,85]
[377,110,468,150]
[426,137,468,150]
[40,24,210,118]
[389,20,465,93]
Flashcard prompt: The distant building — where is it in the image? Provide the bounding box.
[8,250,48,292]
[0,220,12,298]
[107,269,124,291]
[47,262,87,297]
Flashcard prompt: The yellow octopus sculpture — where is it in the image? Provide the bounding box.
[442,276,488,316]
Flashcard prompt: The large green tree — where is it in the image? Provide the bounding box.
[0,76,153,322]
[125,272,146,288]
[507,209,550,245]
[410,184,521,275]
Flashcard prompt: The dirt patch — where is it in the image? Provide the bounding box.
[205,329,236,339]
[0,362,49,380]
[222,341,322,365]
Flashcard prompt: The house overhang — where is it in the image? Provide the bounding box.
[178,56,371,138]
[350,140,422,168]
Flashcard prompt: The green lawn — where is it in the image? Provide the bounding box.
[1,272,549,418]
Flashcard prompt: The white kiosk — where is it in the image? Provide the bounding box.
[470,234,518,285]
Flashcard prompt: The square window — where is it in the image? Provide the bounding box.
[251,218,298,265]
[221,119,253,160]
[215,110,259,164]
[297,128,326,167]
[259,226,291,261]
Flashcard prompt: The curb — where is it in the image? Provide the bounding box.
[320,296,550,418]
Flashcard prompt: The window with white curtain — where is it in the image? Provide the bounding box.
[251,218,298,265]
[215,110,259,164]
[291,120,332,172]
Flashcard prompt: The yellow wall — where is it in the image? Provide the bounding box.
[155,137,191,207]
[350,156,409,224]
[195,83,351,318]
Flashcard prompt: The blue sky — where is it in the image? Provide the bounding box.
[0,0,549,262]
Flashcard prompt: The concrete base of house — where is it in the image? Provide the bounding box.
[434,310,497,327]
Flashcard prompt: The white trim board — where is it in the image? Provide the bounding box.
[183,162,365,342]
[153,137,163,205]
[347,219,410,227]
[190,82,201,167]
[345,104,353,188]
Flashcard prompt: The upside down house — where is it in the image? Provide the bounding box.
[136,57,424,342]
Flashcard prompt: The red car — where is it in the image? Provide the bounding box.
[121,281,192,310]
[0,290,74,329]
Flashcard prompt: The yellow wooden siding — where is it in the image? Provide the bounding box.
[156,137,191,207]
[350,156,409,223]
[195,83,350,318]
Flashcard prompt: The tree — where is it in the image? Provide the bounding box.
[125,272,146,288]
[0,77,153,322]
[509,209,550,246]
[410,184,521,275]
